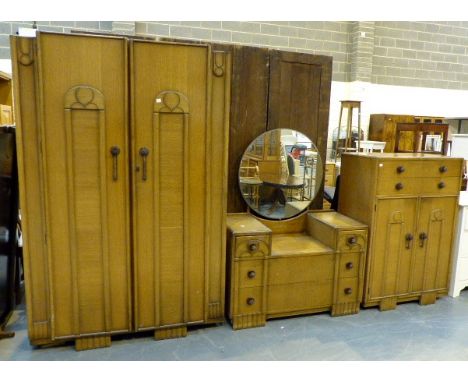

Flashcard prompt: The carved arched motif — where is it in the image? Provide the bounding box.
[391,211,403,224]
[17,37,34,66]
[154,91,189,114]
[212,51,225,77]
[431,209,444,222]
[65,85,105,110]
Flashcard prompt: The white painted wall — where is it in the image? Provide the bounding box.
[0,59,12,74]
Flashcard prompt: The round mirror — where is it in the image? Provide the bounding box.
[239,129,323,220]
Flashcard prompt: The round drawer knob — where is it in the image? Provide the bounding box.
[346,262,354,270]
[247,270,256,279]
[396,166,405,174]
[248,242,258,252]
[347,236,357,245]
[438,181,446,189]
[344,288,353,295]
[439,165,448,173]
[395,182,404,190]
[246,297,255,306]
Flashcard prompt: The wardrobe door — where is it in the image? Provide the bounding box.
[37,33,131,339]
[368,198,418,301]
[268,51,332,209]
[131,41,209,331]
[412,196,458,293]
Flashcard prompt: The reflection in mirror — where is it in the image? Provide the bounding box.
[239,129,323,220]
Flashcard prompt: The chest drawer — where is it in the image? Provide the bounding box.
[336,277,359,304]
[338,252,361,279]
[236,259,264,288]
[237,287,263,315]
[234,235,270,258]
[377,160,462,179]
[419,177,460,195]
[376,177,420,196]
[337,230,367,253]
[267,254,334,285]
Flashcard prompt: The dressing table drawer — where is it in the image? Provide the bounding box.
[337,230,367,253]
[236,259,264,288]
[338,252,361,279]
[336,277,359,304]
[234,235,270,258]
[237,287,264,315]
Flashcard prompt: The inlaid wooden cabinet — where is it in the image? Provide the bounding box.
[12,32,230,349]
[338,153,463,310]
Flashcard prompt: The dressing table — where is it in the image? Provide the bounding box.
[226,129,368,330]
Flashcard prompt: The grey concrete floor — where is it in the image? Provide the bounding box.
[1,292,468,360]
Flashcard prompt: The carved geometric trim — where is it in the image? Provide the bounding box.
[65,86,105,110]
[212,51,225,77]
[431,208,444,222]
[390,211,403,224]
[17,37,35,66]
[154,91,189,114]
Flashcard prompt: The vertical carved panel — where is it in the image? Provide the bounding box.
[206,50,231,321]
[153,91,190,327]
[64,85,111,335]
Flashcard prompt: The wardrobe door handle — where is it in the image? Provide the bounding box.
[139,147,150,181]
[405,233,414,249]
[110,146,120,181]
[419,232,428,247]
[247,270,256,279]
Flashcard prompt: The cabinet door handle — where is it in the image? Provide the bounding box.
[344,288,353,295]
[419,232,428,247]
[139,147,150,181]
[396,166,405,174]
[110,146,120,181]
[247,270,256,279]
[405,233,414,249]
[345,262,354,270]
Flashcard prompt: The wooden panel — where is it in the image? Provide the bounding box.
[11,36,51,342]
[132,41,207,329]
[228,46,269,213]
[268,254,334,285]
[369,198,417,300]
[412,197,458,292]
[268,50,332,209]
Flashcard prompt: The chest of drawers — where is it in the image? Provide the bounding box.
[339,153,463,310]
[226,211,368,330]
[449,192,468,297]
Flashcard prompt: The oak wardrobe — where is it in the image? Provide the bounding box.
[12,32,230,350]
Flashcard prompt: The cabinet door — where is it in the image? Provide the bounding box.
[37,33,131,338]
[131,41,208,330]
[268,50,332,209]
[411,197,458,292]
[369,198,417,300]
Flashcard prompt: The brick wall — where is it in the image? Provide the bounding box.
[2,21,468,91]
[136,21,352,82]
[372,21,468,90]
